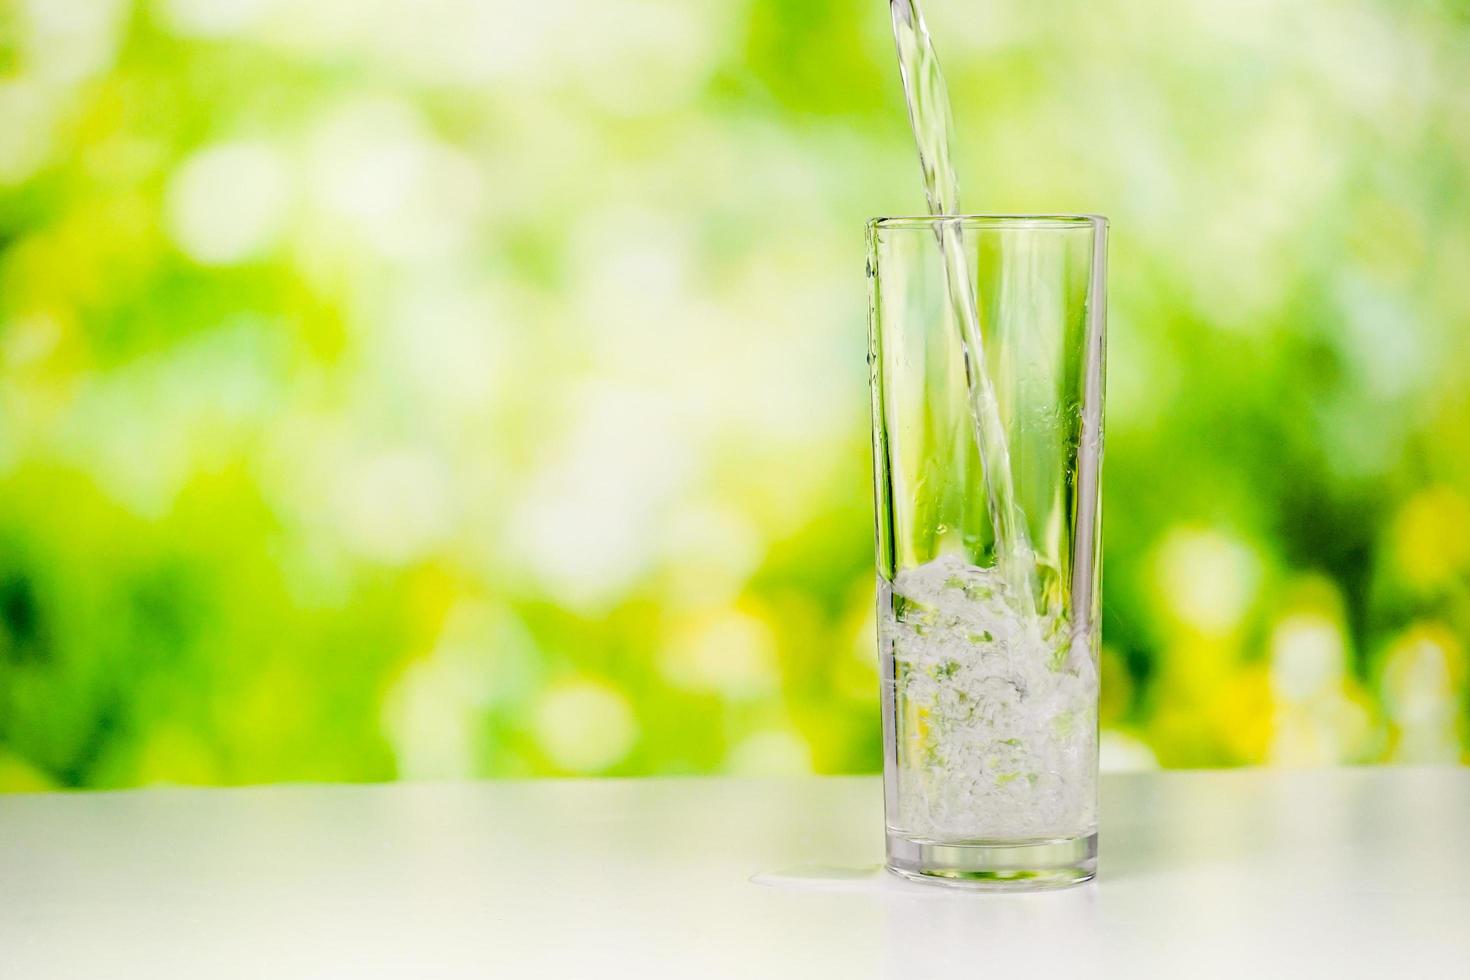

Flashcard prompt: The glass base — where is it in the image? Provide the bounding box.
[885,831,1097,891]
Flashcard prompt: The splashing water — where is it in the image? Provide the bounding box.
[881,556,1098,840]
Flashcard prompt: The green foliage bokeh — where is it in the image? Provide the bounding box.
[1,0,1468,788]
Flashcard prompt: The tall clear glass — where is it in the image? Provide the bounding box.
[867,214,1107,888]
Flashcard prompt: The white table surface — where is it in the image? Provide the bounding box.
[2,768,1467,978]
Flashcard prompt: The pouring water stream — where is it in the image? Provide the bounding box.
[888,0,1036,613]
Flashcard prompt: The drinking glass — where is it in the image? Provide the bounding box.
[867,214,1107,888]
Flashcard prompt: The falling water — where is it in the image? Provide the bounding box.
[888,0,1035,607]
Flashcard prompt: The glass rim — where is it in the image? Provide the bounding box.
[868,213,1107,231]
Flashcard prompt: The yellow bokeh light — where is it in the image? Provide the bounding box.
[1389,486,1470,593]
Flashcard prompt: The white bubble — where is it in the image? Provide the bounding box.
[332,448,454,564]
[158,0,278,38]
[1270,696,1377,767]
[1,312,61,368]
[383,656,479,780]
[1098,731,1159,773]
[305,99,483,262]
[1153,527,1262,635]
[166,141,291,265]
[385,279,504,417]
[307,99,422,212]
[658,504,763,607]
[659,610,780,699]
[725,730,813,776]
[1269,613,1346,702]
[509,385,692,611]
[1380,627,1460,763]
[19,0,128,84]
[561,1,715,117]
[381,604,542,779]
[532,680,637,773]
[0,82,56,184]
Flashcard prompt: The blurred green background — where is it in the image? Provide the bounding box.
[1,0,1468,790]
